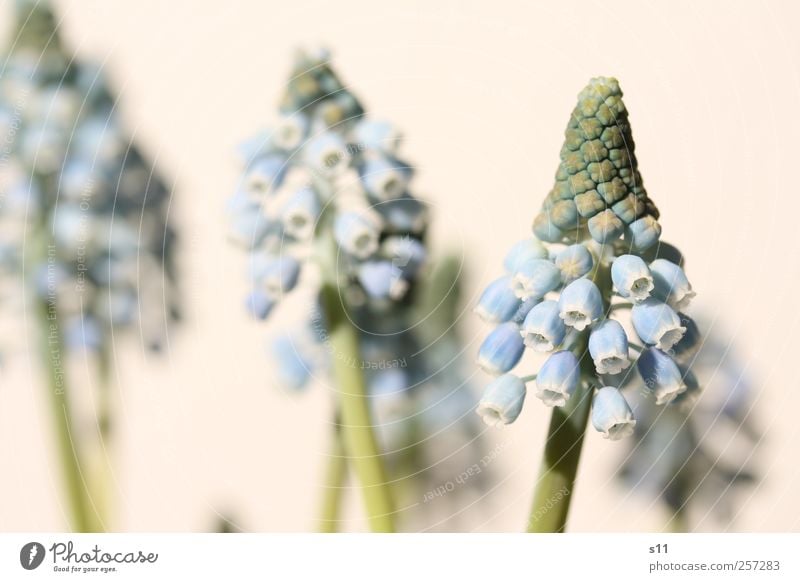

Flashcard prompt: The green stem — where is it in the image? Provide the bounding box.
[320,284,396,532]
[85,343,114,531]
[628,341,646,353]
[526,347,594,532]
[37,295,92,532]
[527,254,611,533]
[318,422,347,533]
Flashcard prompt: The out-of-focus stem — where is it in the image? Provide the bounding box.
[318,422,347,533]
[320,283,396,532]
[86,342,114,531]
[36,295,92,532]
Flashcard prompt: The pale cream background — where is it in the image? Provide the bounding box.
[1,0,799,532]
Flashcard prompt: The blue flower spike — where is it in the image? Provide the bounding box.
[0,0,180,354]
[475,75,700,461]
[229,49,435,371]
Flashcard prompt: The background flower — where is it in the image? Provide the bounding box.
[228,49,488,531]
[0,1,179,352]
[0,0,180,532]
[618,322,760,530]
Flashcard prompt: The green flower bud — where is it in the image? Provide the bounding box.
[535,76,659,243]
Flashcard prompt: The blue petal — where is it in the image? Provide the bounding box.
[535,350,580,406]
[477,322,525,375]
[588,318,630,374]
[637,348,686,404]
[558,278,603,330]
[611,254,653,301]
[631,298,685,350]
[591,386,636,440]
[475,276,522,324]
[503,238,548,272]
[521,300,566,352]
[477,374,527,425]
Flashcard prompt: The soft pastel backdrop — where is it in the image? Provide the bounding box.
[1,0,798,531]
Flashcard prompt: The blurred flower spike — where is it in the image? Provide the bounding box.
[228,47,436,390]
[0,0,180,354]
[228,50,489,533]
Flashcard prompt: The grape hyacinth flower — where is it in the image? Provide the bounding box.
[0,0,179,532]
[473,76,699,533]
[229,50,483,532]
[588,319,630,375]
[591,386,636,440]
[477,374,527,426]
[631,299,686,351]
[510,258,561,299]
[649,258,696,310]
[533,350,580,407]
[477,322,526,375]
[558,278,603,330]
[520,300,566,352]
[637,347,687,405]
[474,276,521,324]
[611,254,653,301]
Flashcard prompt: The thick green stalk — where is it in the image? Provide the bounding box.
[320,284,396,532]
[36,295,92,532]
[526,346,594,532]
[317,423,347,533]
[527,253,611,533]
